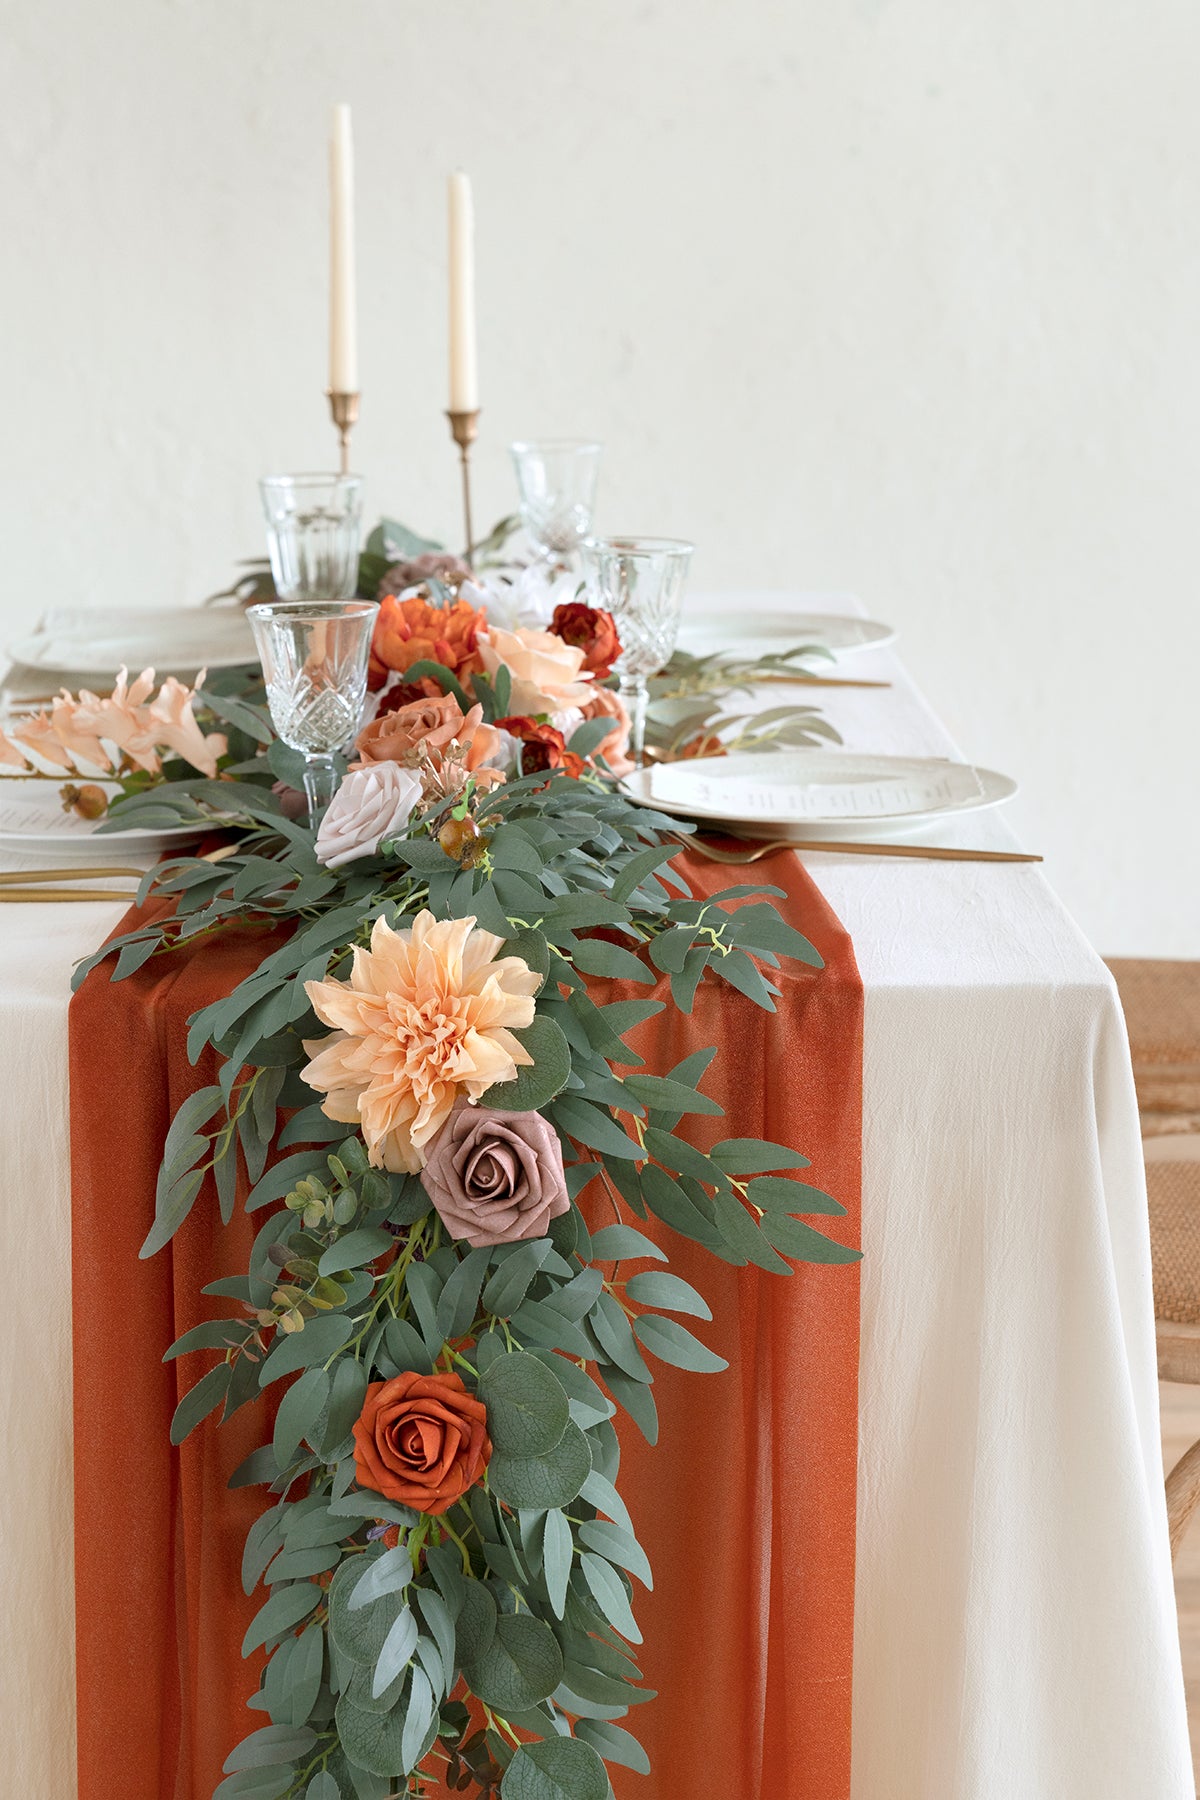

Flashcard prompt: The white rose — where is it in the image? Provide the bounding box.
[315,763,423,868]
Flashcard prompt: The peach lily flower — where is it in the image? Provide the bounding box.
[71,666,163,773]
[146,673,227,777]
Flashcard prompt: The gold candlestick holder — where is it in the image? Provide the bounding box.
[327,390,361,474]
[446,409,480,565]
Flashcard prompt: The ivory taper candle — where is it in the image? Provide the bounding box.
[329,104,358,393]
[448,170,478,413]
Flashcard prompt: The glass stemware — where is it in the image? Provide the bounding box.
[259,473,364,601]
[247,600,377,827]
[582,536,695,768]
[510,440,602,565]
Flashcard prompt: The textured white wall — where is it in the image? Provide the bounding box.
[2,0,1197,953]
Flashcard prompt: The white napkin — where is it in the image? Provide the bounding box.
[648,752,984,821]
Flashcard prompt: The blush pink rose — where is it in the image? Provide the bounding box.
[315,762,423,868]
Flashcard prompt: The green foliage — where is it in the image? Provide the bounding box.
[91,676,861,1800]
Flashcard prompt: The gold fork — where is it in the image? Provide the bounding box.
[0,864,145,902]
[670,831,1042,865]
[0,866,147,884]
[0,888,141,903]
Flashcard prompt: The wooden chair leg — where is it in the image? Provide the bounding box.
[1166,1435,1200,1562]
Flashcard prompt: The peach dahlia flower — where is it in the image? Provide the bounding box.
[301,911,540,1173]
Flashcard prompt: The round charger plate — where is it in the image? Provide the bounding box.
[621,752,1017,842]
[6,606,256,678]
[0,779,211,862]
[675,609,896,659]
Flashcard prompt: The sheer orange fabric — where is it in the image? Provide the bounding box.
[70,849,860,1800]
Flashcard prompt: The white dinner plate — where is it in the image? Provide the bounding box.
[0,779,209,862]
[675,610,896,660]
[622,750,1017,841]
[6,606,256,678]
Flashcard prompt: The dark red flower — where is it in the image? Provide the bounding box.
[550,602,622,679]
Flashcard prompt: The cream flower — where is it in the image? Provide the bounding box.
[478,625,594,714]
[301,911,540,1173]
[315,763,423,869]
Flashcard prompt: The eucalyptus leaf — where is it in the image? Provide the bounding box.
[478,1350,570,1457]
[488,1418,591,1511]
[500,1738,608,1800]
[633,1313,727,1373]
[464,1612,564,1713]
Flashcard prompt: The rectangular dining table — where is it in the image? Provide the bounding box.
[0,592,1191,1799]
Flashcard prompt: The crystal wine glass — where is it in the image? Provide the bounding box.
[259,473,364,600]
[510,440,602,565]
[247,600,377,826]
[582,536,694,767]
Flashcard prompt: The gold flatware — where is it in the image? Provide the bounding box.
[0,887,139,903]
[0,865,146,884]
[753,673,890,689]
[671,832,1042,865]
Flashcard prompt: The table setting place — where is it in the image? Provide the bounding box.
[6,100,1190,1800]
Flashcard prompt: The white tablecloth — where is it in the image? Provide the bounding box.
[0,596,1191,1799]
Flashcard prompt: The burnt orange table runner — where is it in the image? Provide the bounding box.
[69,849,862,1800]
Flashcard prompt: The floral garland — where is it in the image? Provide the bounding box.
[61,591,858,1800]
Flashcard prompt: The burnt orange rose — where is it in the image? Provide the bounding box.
[496,715,583,778]
[368,594,487,693]
[550,601,622,679]
[354,693,502,773]
[352,1370,491,1515]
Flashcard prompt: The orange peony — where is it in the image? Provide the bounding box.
[495,715,584,778]
[368,593,487,694]
[301,911,540,1173]
[353,692,503,775]
[352,1370,491,1514]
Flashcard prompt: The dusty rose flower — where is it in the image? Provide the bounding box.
[368,593,486,693]
[421,1101,570,1248]
[0,732,29,769]
[352,1370,491,1514]
[271,780,307,821]
[354,693,503,775]
[315,763,423,868]
[146,674,227,777]
[478,625,593,714]
[550,601,622,679]
[302,911,540,1172]
[577,684,634,775]
[381,551,472,595]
